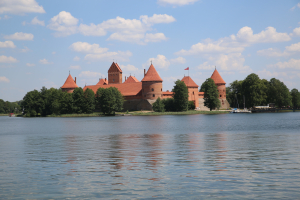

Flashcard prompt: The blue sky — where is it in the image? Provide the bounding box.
[1,0,300,101]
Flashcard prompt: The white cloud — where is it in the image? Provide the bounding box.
[120,64,139,72]
[197,62,215,70]
[0,76,9,83]
[144,33,167,43]
[26,63,35,67]
[4,32,34,40]
[79,71,103,78]
[145,55,170,69]
[31,16,44,26]
[269,59,300,70]
[286,42,300,52]
[177,26,290,56]
[70,42,108,54]
[257,69,287,78]
[84,51,132,62]
[0,55,18,63]
[48,12,175,44]
[0,41,15,48]
[140,14,176,24]
[39,59,52,64]
[69,65,81,69]
[73,56,80,61]
[292,27,300,37]
[157,0,199,6]
[20,46,30,52]
[170,57,186,64]
[0,0,45,15]
[257,42,300,57]
[70,41,132,62]
[47,11,78,37]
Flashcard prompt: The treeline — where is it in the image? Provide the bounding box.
[152,80,195,112]
[226,73,300,108]
[0,99,22,114]
[22,87,123,117]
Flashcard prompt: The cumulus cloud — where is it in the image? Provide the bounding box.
[70,41,132,62]
[4,32,34,40]
[73,56,80,61]
[0,0,45,15]
[177,26,291,56]
[257,69,287,78]
[47,11,78,37]
[0,41,15,48]
[257,42,300,57]
[0,55,18,63]
[31,16,44,26]
[269,59,300,70]
[39,59,52,64]
[120,64,140,72]
[69,65,81,69]
[145,55,170,69]
[48,11,175,44]
[26,63,35,67]
[0,76,10,83]
[157,0,199,6]
[170,57,186,64]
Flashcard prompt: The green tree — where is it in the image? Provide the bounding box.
[226,80,243,108]
[152,97,165,112]
[72,87,85,114]
[83,88,95,113]
[291,88,300,109]
[200,78,220,111]
[100,87,124,115]
[242,73,267,108]
[95,88,105,110]
[267,78,291,108]
[188,101,195,110]
[172,80,188,111]
[22,90,43,116]
[161,98,175,111]
[60,91,73,114]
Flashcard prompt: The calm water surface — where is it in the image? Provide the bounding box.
[1,113,300,199]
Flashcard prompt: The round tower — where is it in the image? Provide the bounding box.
[61,73,78,93]
[141,64,163,100]
[210,68,226,100]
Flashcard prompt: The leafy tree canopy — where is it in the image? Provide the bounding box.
[172,80,188,111]
[200,78,220,111]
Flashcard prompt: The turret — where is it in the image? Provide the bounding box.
[141,64,163,100]
[181,76,199,107]
[61,73,78,93]
[108,62,122,84]
[210,68,226,100]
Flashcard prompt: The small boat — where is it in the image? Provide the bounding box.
[230,108,251,113]
[9,113,16,117]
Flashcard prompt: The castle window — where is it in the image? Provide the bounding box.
[220,95,222,97]
[193,91,194,95]
[161,88,162,91]
[152,88,154,91]
[153,94,155,97]
[113,79,115,82]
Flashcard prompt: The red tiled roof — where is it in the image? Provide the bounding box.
[163,91,174,95]
[83,82,142,96]
[124,75,139,83]
[108,62,122,73]
[61,74,78,89]
[181,76,199,88]
[96,78,108,85]
[211,69,226,84]
[141,64,163,82]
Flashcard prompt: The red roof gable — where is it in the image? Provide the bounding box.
[141,64,163,82]
[83,82,142,96]
[61,74,78,89]
[96,78,108,85]
[181,76,199,88]
[124,75,139,83]
[211,69,226,84]
[108,62,122,73]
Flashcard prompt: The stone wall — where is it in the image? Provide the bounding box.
[122,99,154,111]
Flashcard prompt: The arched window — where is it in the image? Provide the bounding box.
[152,88,154,91]
[153,94,155,97]
[113,79,115,82]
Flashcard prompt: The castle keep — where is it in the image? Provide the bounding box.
[61,62,230,110]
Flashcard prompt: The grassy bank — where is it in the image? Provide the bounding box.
[124,110,230,116]
[0,114,8,116]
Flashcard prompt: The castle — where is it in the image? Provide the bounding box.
[61,62,230,110]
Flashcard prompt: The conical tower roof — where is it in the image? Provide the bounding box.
[108,62,122,73]
[181,76,198,88]
[211,69,226,84]
[141,64,163,82]
[61,74,78,89]
[124,75,139,83]
[96,78,108,85]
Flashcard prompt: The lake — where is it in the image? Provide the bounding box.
[1,112,300,199]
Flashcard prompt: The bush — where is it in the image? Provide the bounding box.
[152,97,165,112]
[188,101,195,110]
[162,98,175,111]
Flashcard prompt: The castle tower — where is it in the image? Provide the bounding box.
[141,64,163,100]
[61,73,78,93]
[108,62,122,84]
[210,68,226,100]
[181,76,199,107]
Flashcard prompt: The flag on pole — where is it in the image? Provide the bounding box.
[184,67,189,70]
